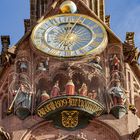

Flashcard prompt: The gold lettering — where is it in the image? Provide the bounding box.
[37,108,46,117]
[43,107,50,113]
[37,97,104,118]
[49,102,56,110]
[72,99,78,107]
[55,100,62,108]
[61,99,68,107]
[80,100,85,108]
[45,104,52,112]
[68,98,73,106]
[78,98,81,107]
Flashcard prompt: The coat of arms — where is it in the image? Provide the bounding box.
[61,110,79,128]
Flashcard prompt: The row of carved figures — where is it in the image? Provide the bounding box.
[16,54,121,77]
[10,78,126,114]
[40,80,97,103]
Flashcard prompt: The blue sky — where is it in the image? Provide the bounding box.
[0,0,140,49]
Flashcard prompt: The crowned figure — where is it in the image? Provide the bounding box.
[65,79,75,95]
[51,81,60,98]
[79,83,88,96]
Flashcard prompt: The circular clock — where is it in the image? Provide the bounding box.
[31,14,108,57]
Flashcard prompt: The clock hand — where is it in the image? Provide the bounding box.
[61,16,82,51]
[64,16,82,42]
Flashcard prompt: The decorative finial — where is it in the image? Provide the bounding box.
[125,32,135,46]
[105,15,110,28]
[60,1,77,13]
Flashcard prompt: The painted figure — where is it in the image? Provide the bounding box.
[111,71,120,82]
[110,54,120,71]
[89,55,102,70]
[14,83,31,110]
[109,81,126,106]
[45,57,49,70]
[65,79,75,95]
[37,62,46,71]
[41,90,50,102]
[88,90,97,99]
[79,83,88,96]
[51,81,60,98]
[20,62,28,72]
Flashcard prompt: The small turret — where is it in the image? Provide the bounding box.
[1,36,10,53]
[24,19,31,33]
[105,15,110,28]
[125,32,135,46]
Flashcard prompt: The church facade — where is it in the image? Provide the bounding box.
[0,0,140,140]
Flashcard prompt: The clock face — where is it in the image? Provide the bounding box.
[31,14,108,57]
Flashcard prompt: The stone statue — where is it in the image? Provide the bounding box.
[110,54,120,71]
[111,71,120,81]
[41,90,50,102]
[37,62,46,71]
[51,81,60,98]
[108,81,126,106]
[79,83,88,96]
[45,57,49,70]
[89,55,102,70]
[88,90,97,99]
[20,61,28,72]
[14,83,31,110]
[65,79,75,95]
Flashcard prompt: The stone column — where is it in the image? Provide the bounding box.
[99,0,105,22]
[30,0,37,26]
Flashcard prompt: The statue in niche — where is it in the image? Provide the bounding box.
[19,61,28,72]
[65,79,75,95]
[108,80,126,106]
[111,71,120,82]
[14,83,31,110]
[41,90,50,102]
[51,81,60,98]
[45,57,49,70]
[88,90,97,99]
[79,83,88,96]
[88,55,102,70]
[110,54,120,71]
[37,62,46,71]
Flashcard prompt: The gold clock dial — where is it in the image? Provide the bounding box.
[31,14,108,57]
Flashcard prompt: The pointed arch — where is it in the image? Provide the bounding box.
[21,120,121,140]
